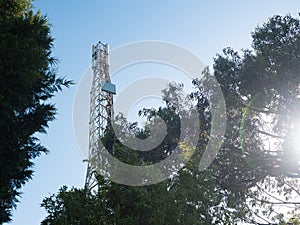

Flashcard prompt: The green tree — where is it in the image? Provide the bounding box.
[42,13,300,225]
[0,0,72,222]
[42,84,237,225]
[41,185,110,225]
[194,13,300,223]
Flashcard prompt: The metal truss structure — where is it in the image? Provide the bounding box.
[85,41,116,190]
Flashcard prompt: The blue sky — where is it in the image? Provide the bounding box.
[9,1,300,224]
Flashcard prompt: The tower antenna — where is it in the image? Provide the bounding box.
[85,42,116,190]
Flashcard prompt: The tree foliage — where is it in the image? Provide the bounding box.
[42,13,300,224]
[198,13,300,223]
[0,0,72,222]
[42,84,237,225]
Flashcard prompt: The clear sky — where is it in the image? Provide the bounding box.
[9,1,300,224]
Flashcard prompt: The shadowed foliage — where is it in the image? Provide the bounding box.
[41,14,300,224]
[0,0,72,222]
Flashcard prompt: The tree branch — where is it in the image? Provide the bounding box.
[257,130,285,140]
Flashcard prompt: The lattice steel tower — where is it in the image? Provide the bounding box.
[85,41,116,190]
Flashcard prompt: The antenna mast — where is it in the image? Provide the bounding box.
[85,41,116,190]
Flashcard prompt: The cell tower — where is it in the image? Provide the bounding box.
[85,41,116,190]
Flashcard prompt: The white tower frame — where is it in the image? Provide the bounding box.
[85,41,116,190]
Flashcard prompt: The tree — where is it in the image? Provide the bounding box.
[0,0,72,222]
[42,84,237,225]
[41,186,110,225]
[193,13,300,223]
[42,13,300,225]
